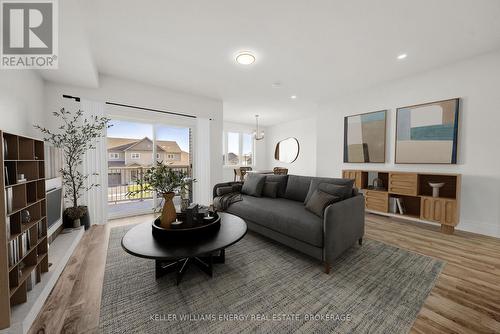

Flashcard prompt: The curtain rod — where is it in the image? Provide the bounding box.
[62,95,197,119]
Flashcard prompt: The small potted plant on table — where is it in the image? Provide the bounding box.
[128,162,195,229]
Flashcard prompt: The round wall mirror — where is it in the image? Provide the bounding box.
[274,137,300,163]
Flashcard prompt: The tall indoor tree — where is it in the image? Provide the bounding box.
[35,108,111,227]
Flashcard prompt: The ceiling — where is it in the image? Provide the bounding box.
[40,0,500,126]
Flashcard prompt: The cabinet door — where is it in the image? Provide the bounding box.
[420,197,442,222]
[442,199,457,226]
[365,191,388,213]
[389,173,418,196]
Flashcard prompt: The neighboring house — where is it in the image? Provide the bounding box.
[107,137,189,185]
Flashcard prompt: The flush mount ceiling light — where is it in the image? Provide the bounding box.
[290,95,297,99]
[235,52,256,65]
[397,53,408,60]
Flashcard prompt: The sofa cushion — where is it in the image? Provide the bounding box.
[241,173,266,197]
[216,186,233,196]
[304,177,355,204]
[305,190,340,217]
[318,183,353,201]
[283,175,313,202]
[265,175,288,197]
[262,182,278,198]
[226,195,323,247]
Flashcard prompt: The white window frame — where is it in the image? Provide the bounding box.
[156,153,160,159]
[167,153,175,159]
[223,131,255,167]
[109,152,119,159]
[131,152,141,159]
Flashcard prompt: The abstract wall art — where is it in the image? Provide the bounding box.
[395,98,459,164]
[344,110,386,163]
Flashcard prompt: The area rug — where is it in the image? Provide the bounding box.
[99,225,444,334]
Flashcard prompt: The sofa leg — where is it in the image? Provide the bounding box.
[324,262,331,274]
[358,238,363,246]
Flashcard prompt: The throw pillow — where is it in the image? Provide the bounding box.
[262,182,279,198]
[304,178,355,204]
[232,183,243,193]
[318,183,353,200]
[241,173,266,197]
[264,175,288,197]
[305,190,340,217]
[216,186,234,196]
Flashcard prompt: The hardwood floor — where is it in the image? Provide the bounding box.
[29,213,500,334]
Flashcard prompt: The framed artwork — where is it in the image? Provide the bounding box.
[395,98,459,164]
[344,110,386,163]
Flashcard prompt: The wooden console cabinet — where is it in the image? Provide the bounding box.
[343,169,461,234]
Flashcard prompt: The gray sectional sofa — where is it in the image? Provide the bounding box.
[213,174,365,273]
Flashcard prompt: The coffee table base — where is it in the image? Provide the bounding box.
[155,249,226,285]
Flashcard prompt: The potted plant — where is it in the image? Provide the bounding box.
[128,162,195,229]
[35,108,111,229]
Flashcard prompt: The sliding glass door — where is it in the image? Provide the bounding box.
[106,119,192,219]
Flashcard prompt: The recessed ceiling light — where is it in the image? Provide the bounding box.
[290,95,297,99]
[397,53,408,60]
[235,52,256,65]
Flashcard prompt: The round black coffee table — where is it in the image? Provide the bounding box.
[121,212,247,285]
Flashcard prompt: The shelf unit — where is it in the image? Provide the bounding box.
[343,169,461,234]
[1,131,47,330]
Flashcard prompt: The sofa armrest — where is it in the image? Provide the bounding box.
[213,181,242,198]
[323,194,365,264]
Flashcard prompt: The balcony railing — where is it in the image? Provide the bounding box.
[107,165,191,204]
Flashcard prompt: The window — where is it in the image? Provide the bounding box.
[109,152,119,159]
[223,132,254,166]
[156,153,160,159]
[167,154,175,159]
[131,153,140,159]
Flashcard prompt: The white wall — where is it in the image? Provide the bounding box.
[0,71,47,137]
[222,121,268,182]
[44,75,224,188]
[316,51,500,237]
[266,118,317,176]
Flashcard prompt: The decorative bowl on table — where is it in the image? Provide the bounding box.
[152,211,220,241]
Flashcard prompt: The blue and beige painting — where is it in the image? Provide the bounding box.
[396,99,459,163]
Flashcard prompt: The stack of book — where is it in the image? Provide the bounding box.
[7,239,19,267]
[20,232,31,256]
[389,197,406,214]
[37,221,44,238]
[26,271,36,291]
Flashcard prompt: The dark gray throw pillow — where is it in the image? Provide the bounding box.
[262,182,278,198]
[216,186,233,196]
[241,173,266,197]
[318,183,353,201]
[264,175,288,197]
[305,190,340,217]
[232,183,243,193]
[304,178,355,204]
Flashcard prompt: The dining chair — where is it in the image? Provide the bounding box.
[273,167,288,175]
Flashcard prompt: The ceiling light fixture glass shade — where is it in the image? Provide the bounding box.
[236,52,256,65]
[397,53,407,60]
[253,115,264,140]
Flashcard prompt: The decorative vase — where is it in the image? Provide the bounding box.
[428,182,445,198]
[160,192,177,229]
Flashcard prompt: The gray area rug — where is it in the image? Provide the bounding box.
[99,225,444,334]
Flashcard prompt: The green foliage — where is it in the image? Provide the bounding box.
[34,108,111,209]
[127,162,195,197]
